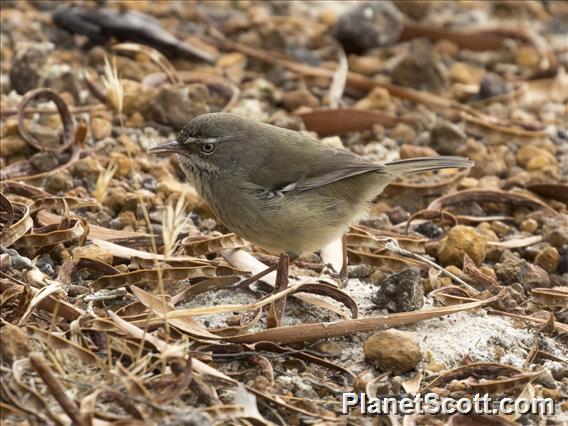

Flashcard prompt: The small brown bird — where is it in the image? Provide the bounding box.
[149,113,472,287]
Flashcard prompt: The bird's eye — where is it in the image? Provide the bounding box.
[200,142,215,155]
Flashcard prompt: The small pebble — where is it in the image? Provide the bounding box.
[437,225,487,266]
[372,267,424,312]
[364,329,422,372]
[534,246,560,274]
[495,251,550,290]
[334,1,403,53]
[415,222,443,239]
[520,218,538,233]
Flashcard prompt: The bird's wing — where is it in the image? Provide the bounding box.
[246,138,387,194]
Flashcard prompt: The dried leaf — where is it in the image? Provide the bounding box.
[226,292,501,344]
[130,285,220,339]
[183,233,247,256]
[93,267,216,290]
[299,107,400,136]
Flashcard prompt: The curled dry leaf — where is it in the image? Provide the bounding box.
[290,282,359,319]
[37,210,147,240]
[17,88,76,152]
[92,238,211,264]
[1,273,83,321]
[428,189,560,217]
[0,181,51,200]
[490,309,568,334]
[384,168,470,197]
[183,233,247,256]
[0,121,86,181]
[0,200,32,247]
[248,341,355,378]
[487,235,543,249]
[0,278,33,323]
[462,112,548,145]
[0,192,14,231]
[429,285,477,306]
[168,276,263,336]
[526,183,568,204]
[107,310,234,383]
[404,209,458,234]
[18,282,64,325]
[423,362,524,391]
[348,249,427,272]
[26,325,100,365]
[401,22,541,53]
[130,285,220,339]
[349,226,428,253]
[93,266,217,290]
[30,196,96,214]
[111,42,181,84]
[15,217,88,249]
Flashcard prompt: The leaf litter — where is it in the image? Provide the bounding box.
[1,1,567,424]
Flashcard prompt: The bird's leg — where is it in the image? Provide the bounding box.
[320,236,348,287]
[340,233,348,284]
[267,252,291,328]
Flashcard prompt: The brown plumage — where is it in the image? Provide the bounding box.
[149,113,473,256]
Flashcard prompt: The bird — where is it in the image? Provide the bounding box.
[149,112,473,308]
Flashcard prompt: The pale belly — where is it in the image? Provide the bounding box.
[199,176,385,256]
[187,169,387,255]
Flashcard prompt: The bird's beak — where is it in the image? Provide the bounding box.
[148,140,186,155]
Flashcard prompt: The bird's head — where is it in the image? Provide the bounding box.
[148,113,268,179]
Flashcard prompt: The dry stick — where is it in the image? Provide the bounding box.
[487,309,568,334]
[29,355,81,425]
[226,293,501,345]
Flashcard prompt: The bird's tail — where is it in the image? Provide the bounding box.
[384,156,473,176]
